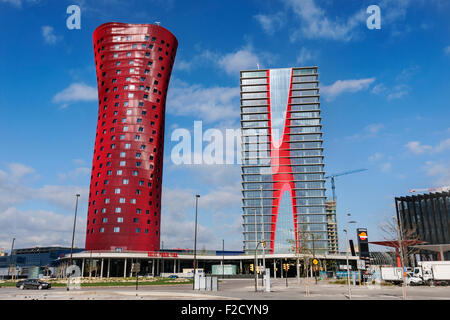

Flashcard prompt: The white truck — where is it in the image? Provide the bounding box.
[381,267,403,284]
[381,267,423,285]
[414,261,450,285]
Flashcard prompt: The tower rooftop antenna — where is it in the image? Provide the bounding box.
[155,21,161,26]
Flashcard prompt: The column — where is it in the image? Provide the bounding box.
[123,259,127,278]
[107,258,110,278]
[174,259,176,273]
[156,258,159,275]
[81,259,85,278]
[152,259,155,275]
[273,260,276,279]
[178,259,180,273]
[100,259,104,278]
[240,260,243,274]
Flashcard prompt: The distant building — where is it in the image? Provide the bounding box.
[0,246,83,278]
[325,200,339,254]
[395,191,450,260]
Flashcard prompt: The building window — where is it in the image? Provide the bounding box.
[114,188,120,194]
[102,218,108,223]
[123,179,129,184]
[136,228,141,233]
[119,198,126,203]
[115,208,122,213]
[117,217,123,223]
[114,227,120,232]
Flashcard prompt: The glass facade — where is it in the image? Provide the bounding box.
[240,67,327,255]
[395,191,450,260]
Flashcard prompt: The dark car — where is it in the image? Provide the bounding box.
[168,275,179,279]
[16,279,51,290]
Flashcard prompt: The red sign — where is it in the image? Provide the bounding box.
[147,251,178,258]
[358,231,368,241]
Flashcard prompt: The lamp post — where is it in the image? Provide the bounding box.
[192,194,200,290]
[8,238,15,279]
[161,240,164,276]
[222,239,225,280]
[344,212,357,299]
[67,194,80,291]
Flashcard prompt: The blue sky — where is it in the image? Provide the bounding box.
[0,0,449,253]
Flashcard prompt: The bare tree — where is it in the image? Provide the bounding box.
[379,215,420,267]
[288,228,314,296]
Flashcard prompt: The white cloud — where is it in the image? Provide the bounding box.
[366,123,384,134]
[0,0,38,8]
[174,59,192,71]
[0,0,22,7]
[0,207,86,249]
[405,141,432,154]
[445,46,450,55]
[346,123,385,141]
[322,78,376,101]
[386,85,410,100]
[218,47,261,76]
[0,163,89,249]
[166,80,240,123]
[424,161,450,187]
[368,152,383,162]
[381,162,392,173]
[41,25,61,44]
[405,138,450,155]
[285,0,366,42]
[296,47,316,65]
[58,167,90,180]
[52,83,98,107]
[254,12,285,35]
[6,163,35,181]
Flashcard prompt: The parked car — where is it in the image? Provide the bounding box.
[406,273,423,286]
[16,279,51,290]
[168,275,179,279]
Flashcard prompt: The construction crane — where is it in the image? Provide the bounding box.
[409,186,450,193]
[325,169,368,201]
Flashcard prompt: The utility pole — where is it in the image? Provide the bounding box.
[69,194,80,267]
[222,239,225,280]
[395,215,407,300]
[345,212,357,299]
[67,194,80,291]
[8,238,15,279]
[192,194,200,290]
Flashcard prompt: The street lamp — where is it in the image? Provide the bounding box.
[67,193,80,291]
[344,212,357,300]
[192,194,200,290]
[7,238,15,279]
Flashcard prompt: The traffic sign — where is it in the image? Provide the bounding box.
[312,258,319,265]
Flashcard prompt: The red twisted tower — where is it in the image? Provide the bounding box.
[85,23,178,252]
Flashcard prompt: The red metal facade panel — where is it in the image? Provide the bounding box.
[267,69,298,254]
[85,23,178,252]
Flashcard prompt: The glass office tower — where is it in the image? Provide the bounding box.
[240,67,327,255]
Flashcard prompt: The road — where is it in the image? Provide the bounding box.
[1,278,449,300]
